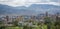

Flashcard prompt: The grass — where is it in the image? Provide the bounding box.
[5,26,23,29]
[5,25,47,29]
[3,24,59,29]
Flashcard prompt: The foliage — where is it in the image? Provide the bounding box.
[5,26,23,29]
[13,20,18,26]
[0,26,6,29]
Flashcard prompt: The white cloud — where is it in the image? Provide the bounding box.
[0,0,59,7]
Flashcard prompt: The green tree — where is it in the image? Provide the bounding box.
[44,17,52,29]
[0,26,6,29]
[13,20,18,26]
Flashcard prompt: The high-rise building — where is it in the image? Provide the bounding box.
[6,16,9,22]
[45,12,48,17]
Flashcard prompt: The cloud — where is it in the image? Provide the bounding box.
[50,0,58,2]
[0,0,59,7]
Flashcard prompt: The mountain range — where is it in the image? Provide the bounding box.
[0,4,60,15]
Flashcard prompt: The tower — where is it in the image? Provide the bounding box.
[45,11,48,17]
[6,16,9,21]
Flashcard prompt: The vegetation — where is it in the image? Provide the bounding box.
[0,16,60,29]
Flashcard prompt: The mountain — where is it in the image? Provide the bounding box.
[0,4,60,15]
[28,4,60,14]
[0,4,37,15]
[0,4,13,14]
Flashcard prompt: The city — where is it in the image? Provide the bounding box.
[0,0,60,29]
[0,12,60,29]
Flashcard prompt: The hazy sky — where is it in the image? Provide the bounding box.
[0,0,59,7]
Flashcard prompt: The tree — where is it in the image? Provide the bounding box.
[55,12,60,29]
[13,20,18,26]
[0,26,6,29]
[44,17,52,29]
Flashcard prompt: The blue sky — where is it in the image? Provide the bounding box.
[0,0,59,7]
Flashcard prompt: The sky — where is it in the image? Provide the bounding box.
[0,0,59,7]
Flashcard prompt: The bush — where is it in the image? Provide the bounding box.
[0,26,6,29]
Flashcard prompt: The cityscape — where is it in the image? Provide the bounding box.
[0,0,60,29]
[0,12,60,29]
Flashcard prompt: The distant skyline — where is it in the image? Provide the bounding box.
[0,0,59,7]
